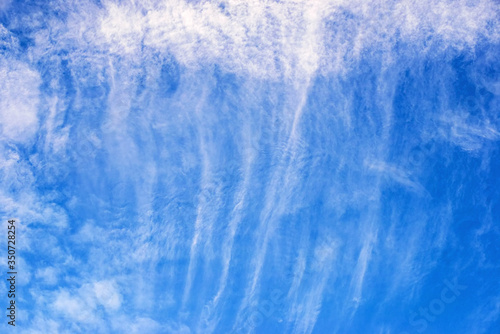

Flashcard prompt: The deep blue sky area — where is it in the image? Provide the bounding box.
[0,0,499,333]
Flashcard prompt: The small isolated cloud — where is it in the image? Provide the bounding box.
[365,159,427,195]
[35,267,58,285]
[93,280,122,311]
[439,111,500,152]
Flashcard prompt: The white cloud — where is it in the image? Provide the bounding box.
[93,280,122,311]
[20,314,61,334]
[53,290,96,323]
[91,0,499,79]
[0,58,41,142]
[35,267,58,285]
[365,159,427,195]
[52,280,122,323]
[111,316,191,334]
[439,110,500,152]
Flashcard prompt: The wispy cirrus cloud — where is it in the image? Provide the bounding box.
[0,0,498,333]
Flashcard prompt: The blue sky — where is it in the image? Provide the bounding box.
[0,0,499,333]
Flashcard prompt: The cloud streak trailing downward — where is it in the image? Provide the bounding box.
[0,0,499,333]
